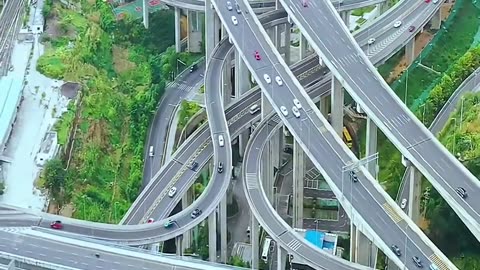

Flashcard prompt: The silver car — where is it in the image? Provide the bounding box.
[226,1,233,10]
[292,107,300,118]
[280,106,288,116]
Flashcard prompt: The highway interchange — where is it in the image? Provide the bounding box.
[0,0,476,268]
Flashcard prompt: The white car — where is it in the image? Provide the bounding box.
[231,16,238,26]
[218,134,225,147]
[432,0,439,3]
[280,106,288,116]
[226,1,233,10]
[400,198,407,209]
[293,99,302,109]
[292,107,300,118]
[264,74,271,84]
[367,38,375,45]
[393,21,402,28]
[275,76,283,86]
[168,187,177,198]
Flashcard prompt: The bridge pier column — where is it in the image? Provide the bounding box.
[339,11,350,27]
[408,167,422,223]
[175,235,183,256]
[222,54,233,105]
[431,8,442,30]
[142,0,149,28]
[378,1,389,14]
[7,259,14,270]
[220,195,228,263]
[236,49,250,158]
[251,217,260,269]
[277,246,287,270]
[182,188,194,250]
[317,95,330,117]
[261,92,273,120]
[292,140,304,229]
[331,76,344,136]
[208,211,217,262]
[405,37,415,66]
[353,117,378,268]
[187,11,202,53]
[205,0,221,61]
[299,34,308,60]
[262,132,280,204]
[284,24,291,65]
[175,7,182,52]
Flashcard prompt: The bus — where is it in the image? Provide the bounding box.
[342,127,353,149]
[261,237,272,263]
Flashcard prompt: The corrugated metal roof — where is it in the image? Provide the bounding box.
[0,78,23,147]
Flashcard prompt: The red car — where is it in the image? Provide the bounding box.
[254,51,261,60]
[408,26,416,32]
[424,0,431,3]
[147,218,154,224]
[50,220,63,229]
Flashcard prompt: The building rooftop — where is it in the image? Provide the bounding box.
[295,229,338,255]
[0,78,23,152]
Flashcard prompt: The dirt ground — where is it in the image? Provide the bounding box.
[48,202,74,217]
[385,2,455,83]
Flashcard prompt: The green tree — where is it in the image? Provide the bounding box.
[0,182,5,195]
[43,158,69,207]
[228,255,250,267]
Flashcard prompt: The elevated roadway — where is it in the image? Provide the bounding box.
[0,0,452,246]
[281,0,480,241]
[213,0,456,268]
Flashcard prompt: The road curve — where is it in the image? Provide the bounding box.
[282,0,480,241]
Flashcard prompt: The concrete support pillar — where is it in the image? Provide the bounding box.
[318,95,329,117]
[299,34,308,60]
[365,118,377,174]
[222,58,233,105]
[331,76,344,136]
[277,246,286,270]
[208,211,217,262]
[408,167,422,223]
[405,37,415,66]
[181,188,194,250]
[175,235,183,256]
[263,132,280,203]
[292,140,304,229]
[7,260,14,270]
[350,225,358,262]
[187,11,202,53]
[174,7,181,52]
[261,92,273,120]
[142,0,149,28]
[431,8,441,30]
[220,196,228,263]
[379,1,389,14]
[205,0,220,61]
[251,217,260,269]
[284,24,291,64]
[236,49,250,158]
[275,26,282,50]
[339,11,350,27]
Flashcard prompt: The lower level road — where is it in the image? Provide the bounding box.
[0,229,246,270]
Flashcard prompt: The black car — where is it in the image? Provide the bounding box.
[190,161,199,171]
[456,187,467,198]
[390,245,401,256]
[217,162,224,173]
[235,2,241,13]
[412,256,423,268]
[189,64,198,73]
[191,208,202,218]
[350,171,358,182]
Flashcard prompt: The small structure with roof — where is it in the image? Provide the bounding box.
[0,78,23,160]
[35,132,59,167]
[290,229,339,270]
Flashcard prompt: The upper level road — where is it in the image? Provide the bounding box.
[0,229,247,270]
[281,0,480,241]
[215,0,456,268]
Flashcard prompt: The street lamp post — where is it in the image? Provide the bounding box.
[404,69,409,106]
[460,97,465,129]
[420,103,426,124]
[114,202,119,222]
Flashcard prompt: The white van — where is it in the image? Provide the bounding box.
[249,104,260,114]
[429,264,439,270]
[149,146,154,157]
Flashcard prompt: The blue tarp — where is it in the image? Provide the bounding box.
[305,230,325,249]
